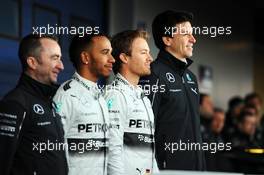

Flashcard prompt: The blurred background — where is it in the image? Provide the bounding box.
[0,0,264,173]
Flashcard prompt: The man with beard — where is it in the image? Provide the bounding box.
[140,10,206,170]
[53,34,115,175]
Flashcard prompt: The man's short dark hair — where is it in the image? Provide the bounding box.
[18,34,58,71]
[214,107,225,114]
[111,30,149,74]
[69,33,108,70]
[199,93,209,105]
[228,96,243,111]
[152,10,193,49]
[245,92,263,105]
[243,104,258,116]
[238,111,255,123]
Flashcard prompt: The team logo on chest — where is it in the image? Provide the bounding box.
[166,72,175,83]
[33,104,45,115]
[186,73,192,81]
[107,99,113,109]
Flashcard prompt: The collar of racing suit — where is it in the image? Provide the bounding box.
[115,73,145,99]
[157,50,193,76]
[18,73,58,102]
[72,72,102,99]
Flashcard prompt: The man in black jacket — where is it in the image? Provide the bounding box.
[141,10,206,170]
[0,34,68,175]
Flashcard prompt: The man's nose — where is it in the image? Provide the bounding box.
[57,60,64,71]
[148,53,153,62]
[109,55,115,63]
[190,34,196,43]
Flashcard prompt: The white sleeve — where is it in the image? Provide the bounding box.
[53,89,74,135]
[153,158,159,173]
[104,89,127,175]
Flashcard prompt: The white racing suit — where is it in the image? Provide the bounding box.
[104,73,159,175]
[53,72,109,175]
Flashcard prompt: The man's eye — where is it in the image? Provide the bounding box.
[102,51,109,54]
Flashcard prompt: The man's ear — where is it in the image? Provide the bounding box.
[80,51,90,65]
[119,53,129,64]
[162,36,172,47]
[26,57,38,70]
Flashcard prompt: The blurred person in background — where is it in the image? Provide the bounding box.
[223,96,244,141]
[230,111,260,149]
[200,93,214,135]
[243,104,264,146]
[203,108,230,171]
[245,93,264,128]
[210,108,226,142]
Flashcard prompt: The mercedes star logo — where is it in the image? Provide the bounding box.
[33,104,45,115]
[166,72,175,83]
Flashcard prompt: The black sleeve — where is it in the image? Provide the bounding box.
[0,100,27,175]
